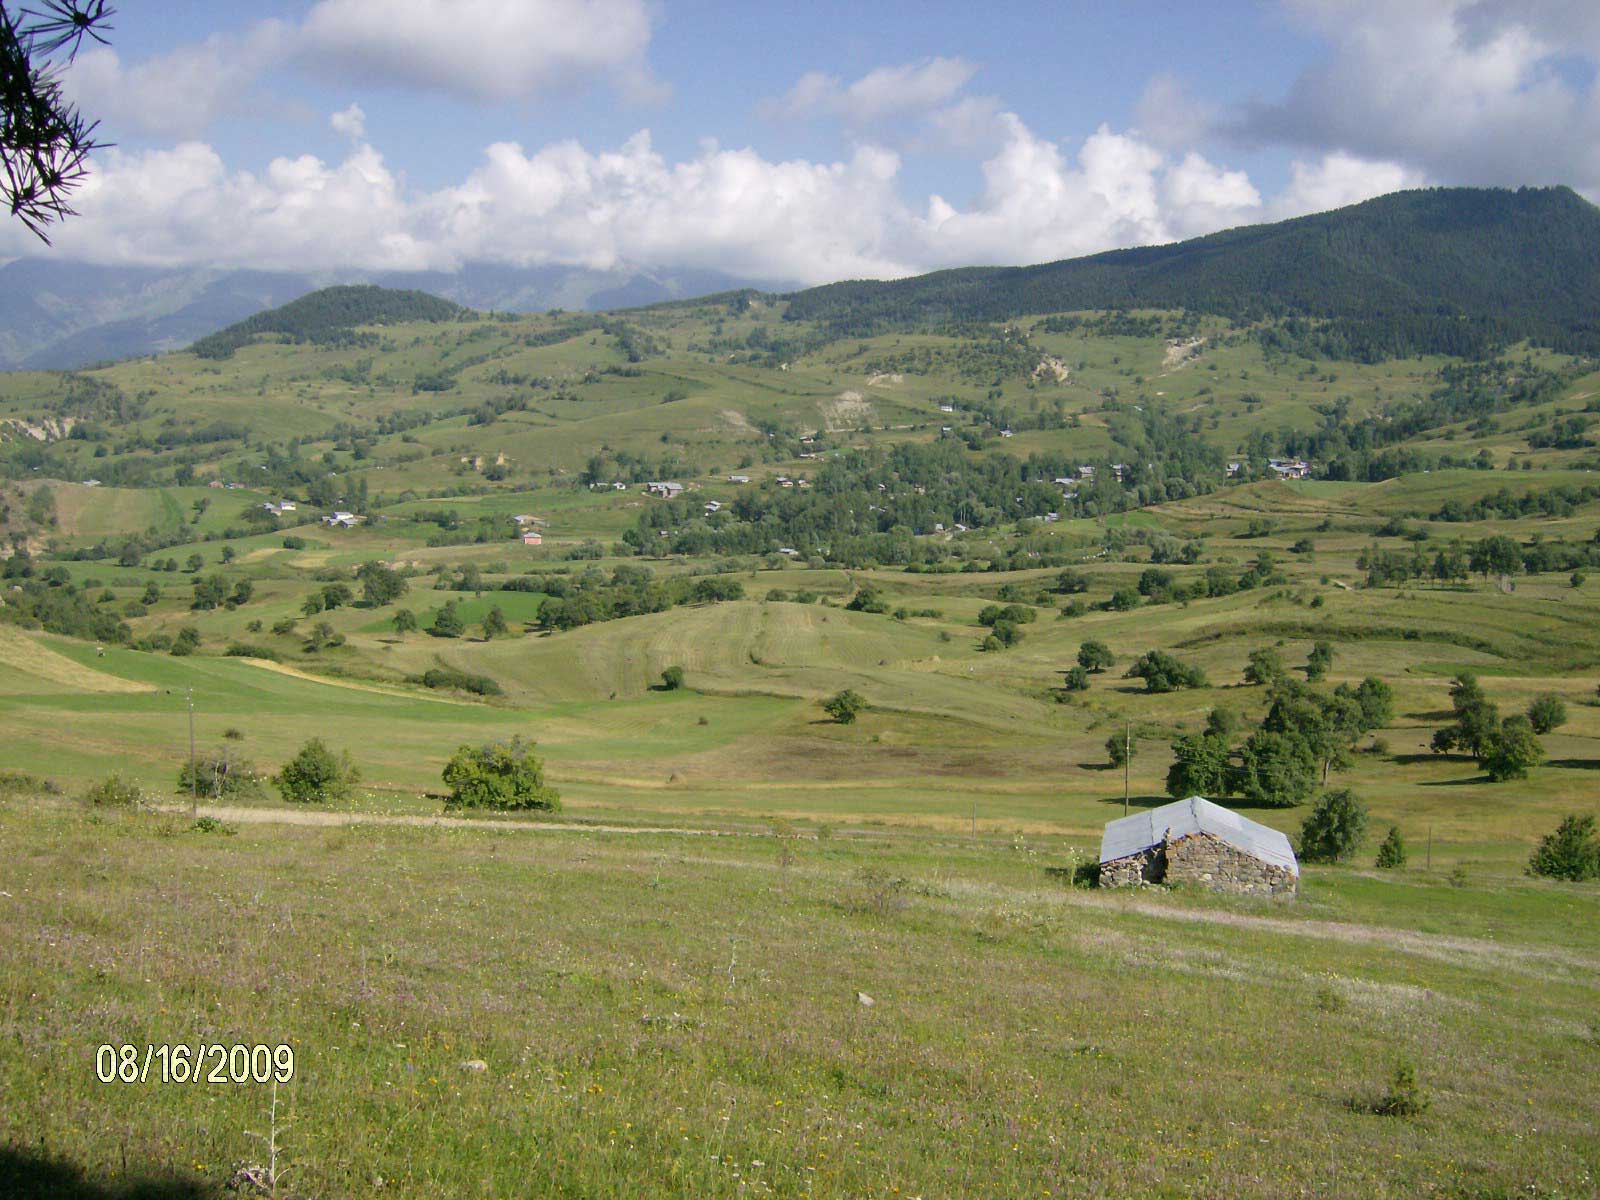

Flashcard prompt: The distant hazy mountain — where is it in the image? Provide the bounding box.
[0,260,797,371]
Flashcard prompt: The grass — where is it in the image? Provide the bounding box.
[2,796,1596,1198]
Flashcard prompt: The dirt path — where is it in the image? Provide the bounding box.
[155,802,738,838]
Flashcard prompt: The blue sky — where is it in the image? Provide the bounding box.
[12,1,1600,284]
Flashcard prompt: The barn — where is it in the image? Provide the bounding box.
[1099,796,1298,896]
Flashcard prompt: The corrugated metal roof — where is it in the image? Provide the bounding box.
[1099,796,1299,875]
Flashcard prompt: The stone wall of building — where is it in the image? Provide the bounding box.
[1101,832,1296,896]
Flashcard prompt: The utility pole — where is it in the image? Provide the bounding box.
[1122,719,1131,817]
[186,686,197,820]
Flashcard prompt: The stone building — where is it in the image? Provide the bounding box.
[1099,796,1298,896]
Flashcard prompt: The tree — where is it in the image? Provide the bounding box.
[1243,647,1283,686]
[1235,729,1317,807]
[392,608,418,635]
[301,592,324,617]
[230,579,253,606]
[1431,673,1501,762]
[1105,729,1136,768]
[1469,534,1522,578]
[1304,641,1333,682]
[441,736,559,811]
[303,620,342,652]
[1350,677,1393,731]
[275,738,359,804]
[1527,814,1600,881]
[1526,694,1568,735]
[190,573,228,610]
[846,586,888,614]
[0,0,111,242]
[357,560,408,607]
[1077,640,1115,673]
[481,605,509,639]
[1375,825,1407,869]
[1125,649,1206,693]
[321,582,353,610]
[1483,714,1543,781]
[170,626,200,656]
[220,545,236,564]
[1298,788,1369,863]
[1060,665,1090,692]
[1054,569,1089,594]
[1107,587,1141,611]
[429,601,465,638]
[185,552,204,573]
[1165,732,1232,798]
[140,582,160,606]
[660,664,685,690]
[823,689,865,724]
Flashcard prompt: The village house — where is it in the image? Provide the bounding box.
[645,481,684,498]
[520,531,543,546]
[1226,461,1243,478]
[727,474,750,484]
[1269,458,1312,480]
[324,511,363,528]
[1099,796,1298,896]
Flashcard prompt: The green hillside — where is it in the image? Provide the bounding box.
[189,283,466,359]
[785,186,1600,359]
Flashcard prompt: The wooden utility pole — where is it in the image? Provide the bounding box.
[1122,719,1131,817]
[186,686,197,819]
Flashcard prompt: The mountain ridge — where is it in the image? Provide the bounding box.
[781,186,1600,360]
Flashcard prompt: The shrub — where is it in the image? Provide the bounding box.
[661,664,685,690]
[429,602,466,638]
[846,586,888,614]
[823,689,866,724]
[1299,788,1369,863]
[177,752,265,800]
[1060,665,1090,692]
[85,774,142,808]
[190,816,237,835]
[1125,649,1207,693]
[224,642,280,661]
[274,738,359,804]
[417,667,502,696]
[1371,1063,1430,1118]
[0,770,58,798]
[1526,694,1568,735]
[441,736,559,811]
[170,626,200,656]
[1105,730,1136,768]
[1374,825,1407,869]
[1527,814,1600,881]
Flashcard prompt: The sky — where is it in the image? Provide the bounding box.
[7,0,1600,285]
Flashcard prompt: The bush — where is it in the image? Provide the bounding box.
[417,667,502,696]
[85,774,142,808]
[1527,814,1600,881]
[1526,694,1568,735]
[0,770,59,798]
[1060,665,1090,692]
[274,738,359,804]
[823,689,866,724]
[1371,1063,1430,1118]
[1105,730,1136,768]
[441,736,559,811]
[1126,649,1207,693]
[224,642,280,661]
[429,602,466,638]
[177,752,265,800]
[1299,788,1369,863]
[1374,825,1407,869]
[660,664,685,690]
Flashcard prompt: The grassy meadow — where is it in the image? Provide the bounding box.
[3,294,1600,1196]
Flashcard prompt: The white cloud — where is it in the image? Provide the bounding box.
[1270,152,1428,218]
[1237,0,1600,195]
[61,24,291,139]
[61,0,664,140]
[297,0,664,103]
[330,104,367,141]
[0,111,1436,285]
[768,57,979,123]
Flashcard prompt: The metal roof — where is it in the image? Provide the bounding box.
[1099,796,1299,875]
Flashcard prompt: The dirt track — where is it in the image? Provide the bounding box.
[153,802,736,837]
